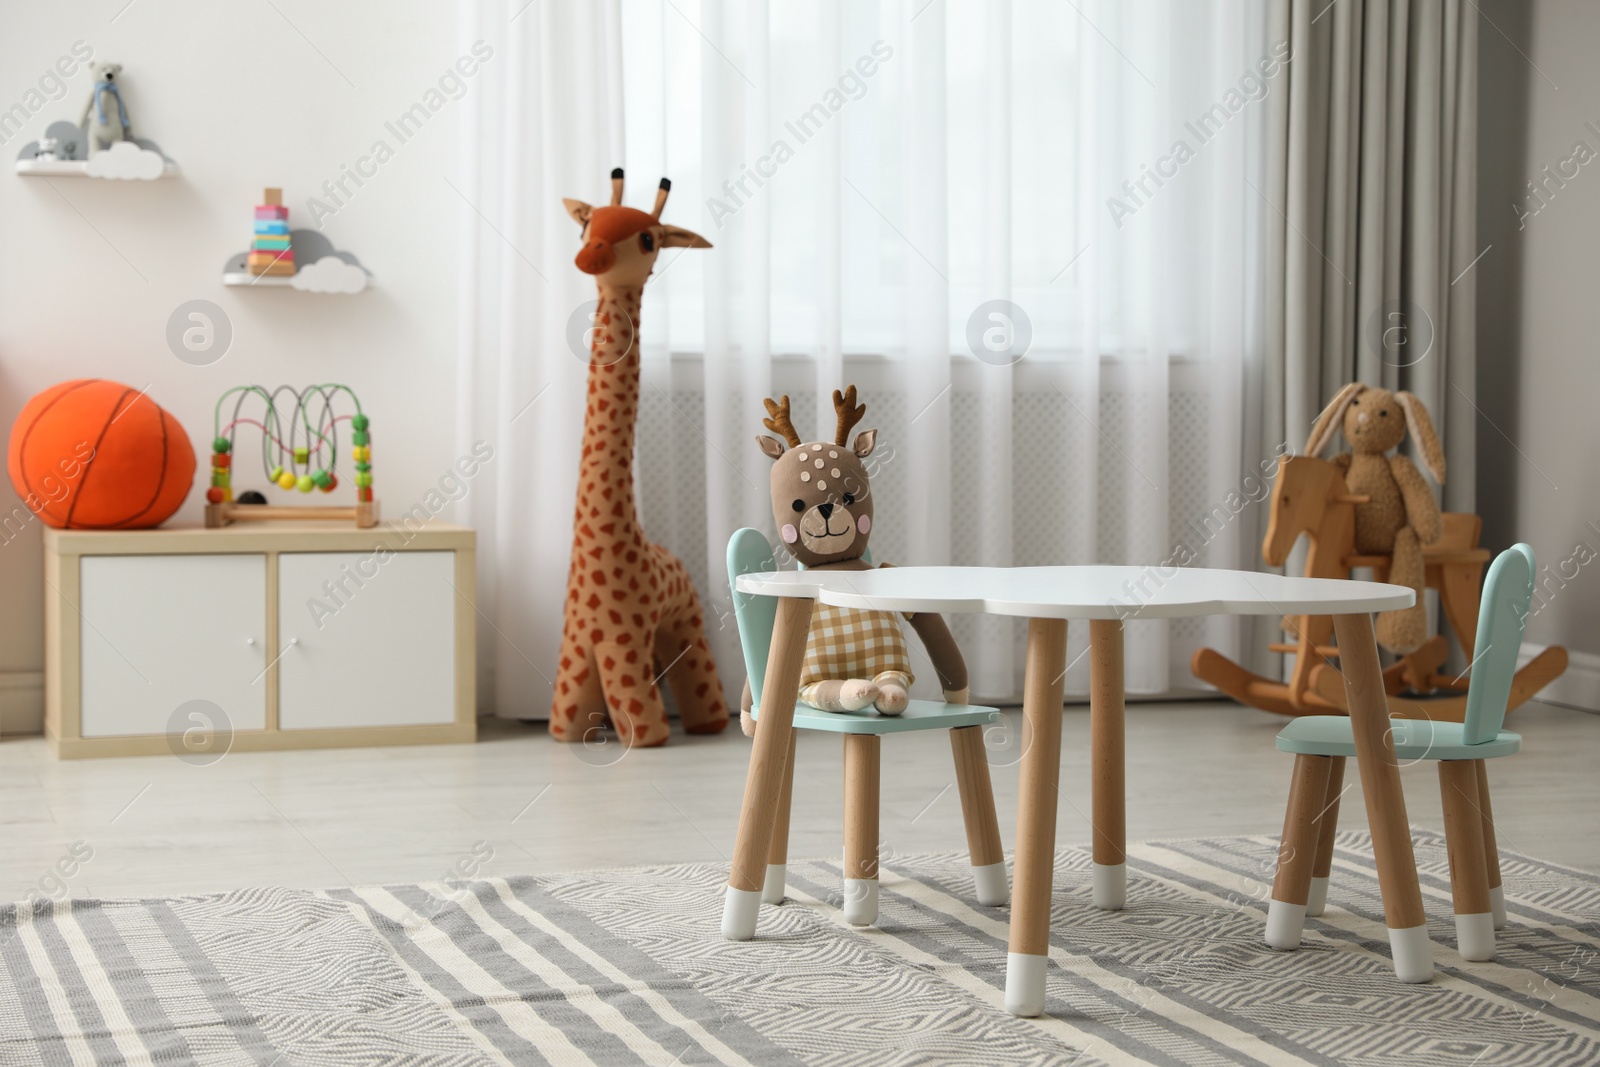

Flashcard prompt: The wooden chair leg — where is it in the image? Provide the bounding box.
[1307,755,1346,917]
[1475,760,1506,929]
[950,724,1007,906]
[1266,754,1333,950]
[1440,760,1495,961]
[763,731,798,904]
[1089,619,1127,910]
[843,733,881,926]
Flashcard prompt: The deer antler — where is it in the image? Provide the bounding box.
[762,395,802,448]
[833,386,866,446]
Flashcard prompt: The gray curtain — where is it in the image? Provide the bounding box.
[1258,0,1478,515]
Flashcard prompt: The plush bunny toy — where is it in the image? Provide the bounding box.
[1305,382,1446,654]
[740,387,969,736]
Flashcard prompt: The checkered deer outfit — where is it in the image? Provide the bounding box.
[797,601,913,706]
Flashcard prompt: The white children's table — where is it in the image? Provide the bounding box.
[723,564,1418,1017]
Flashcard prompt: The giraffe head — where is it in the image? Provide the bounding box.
[563,169,711,288]
[756,386,878,567]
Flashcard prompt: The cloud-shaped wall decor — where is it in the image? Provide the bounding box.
[291,255,369,294]
[83,141,166,180]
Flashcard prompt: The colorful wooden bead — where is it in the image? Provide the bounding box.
[357,486,373,502]
[269,465,284,483]
[352,445,370,462]
[213,453,232,470]
[212,437,231,454]
[352,430,370,446]
[296,474,314,493]
[354,461,371,473]
[293,446,310,464]
[352,414,369,431]
[277,470,297,490]
[320,473,339,492]
[211,471,229,488]
[312,470,332,489]
[355,471,372,488]
[205,487,225,504]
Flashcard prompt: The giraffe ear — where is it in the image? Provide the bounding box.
[563,198,592,227]
[661,225,711,249]
[852,430,877,458]
[757,435,786,460]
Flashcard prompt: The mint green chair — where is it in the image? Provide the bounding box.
[727,528,1007,926]
[1265,544,1534,975]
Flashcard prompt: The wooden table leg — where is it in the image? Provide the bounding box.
[1090,619,1126,909]
[1006,617,1068,1017]
[762,730,798,904]
[722,596,811,940]
[1331,612,1433,982]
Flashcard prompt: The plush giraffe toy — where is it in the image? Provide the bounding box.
[549,169,728,748]
[742,387,969,734]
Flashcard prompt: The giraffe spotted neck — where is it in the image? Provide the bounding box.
[573,283,645,552]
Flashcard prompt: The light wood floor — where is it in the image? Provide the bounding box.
[2,699,1595,902]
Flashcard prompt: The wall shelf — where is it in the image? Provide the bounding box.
[16,123,176,181]
[15,157,178,178]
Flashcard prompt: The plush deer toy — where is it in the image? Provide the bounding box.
[1306,382,1446,654]
[742,387,969,734]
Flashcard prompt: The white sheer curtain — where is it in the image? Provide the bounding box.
[462,0,1273,717]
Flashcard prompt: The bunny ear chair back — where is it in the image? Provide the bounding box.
[1396,391,1447,484]
[1305,382,1366,456]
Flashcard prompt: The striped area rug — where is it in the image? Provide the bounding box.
[1,829,1597,1065]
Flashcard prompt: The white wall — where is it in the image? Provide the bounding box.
[1478,0,1600,710]
[0,3,471,732]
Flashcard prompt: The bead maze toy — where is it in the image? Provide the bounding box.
[204,384,378,529]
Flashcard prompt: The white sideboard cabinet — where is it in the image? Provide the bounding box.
[44,522,476,759]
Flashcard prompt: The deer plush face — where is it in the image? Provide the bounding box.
[757,387,878,567]
[562,169,710,289]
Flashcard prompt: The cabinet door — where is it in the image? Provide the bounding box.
[277,551,457,729]
[80,554,268,738]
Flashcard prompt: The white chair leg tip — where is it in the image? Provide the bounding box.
[1305,875,1330,917]
[1490,885,1508,930]
[1388,925,1434,983]
[1264,899,1307,950]
[1456,912,1496,962]
[973,862,1009,907]
[761,863,787,905]
[721,887,761,941]
[1092,862,1126,910]
[1005,953,1048,1017]
[842,879,879,926]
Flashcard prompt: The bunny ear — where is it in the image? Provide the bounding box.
[1305,382,1365,457]
[1396,391,1446,483]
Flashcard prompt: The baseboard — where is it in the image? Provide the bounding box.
[0,671,44,737]
[1520,642,1600,713]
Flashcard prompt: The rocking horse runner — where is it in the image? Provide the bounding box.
[549,169,729,747]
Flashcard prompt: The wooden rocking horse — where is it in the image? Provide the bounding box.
[1192,453,1568,721]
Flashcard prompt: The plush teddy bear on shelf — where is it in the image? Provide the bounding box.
[740,386,969,735]
[79,62,132,156]
[1305,382,1446,654]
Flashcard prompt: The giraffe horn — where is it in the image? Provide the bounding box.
[762,395,801,448]
[610,167,624,206]
[833,385,866,447]
[651,177,671,220]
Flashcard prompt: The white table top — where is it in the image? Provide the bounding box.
[735,565,1414,620]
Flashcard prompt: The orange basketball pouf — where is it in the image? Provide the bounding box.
[8,380,196,529]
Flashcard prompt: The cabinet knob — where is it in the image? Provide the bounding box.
[288,637,300,646]
[245,637,256,646]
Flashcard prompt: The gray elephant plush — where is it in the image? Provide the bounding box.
[79,63,131,154]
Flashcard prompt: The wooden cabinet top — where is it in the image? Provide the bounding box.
[44,521,475,556]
